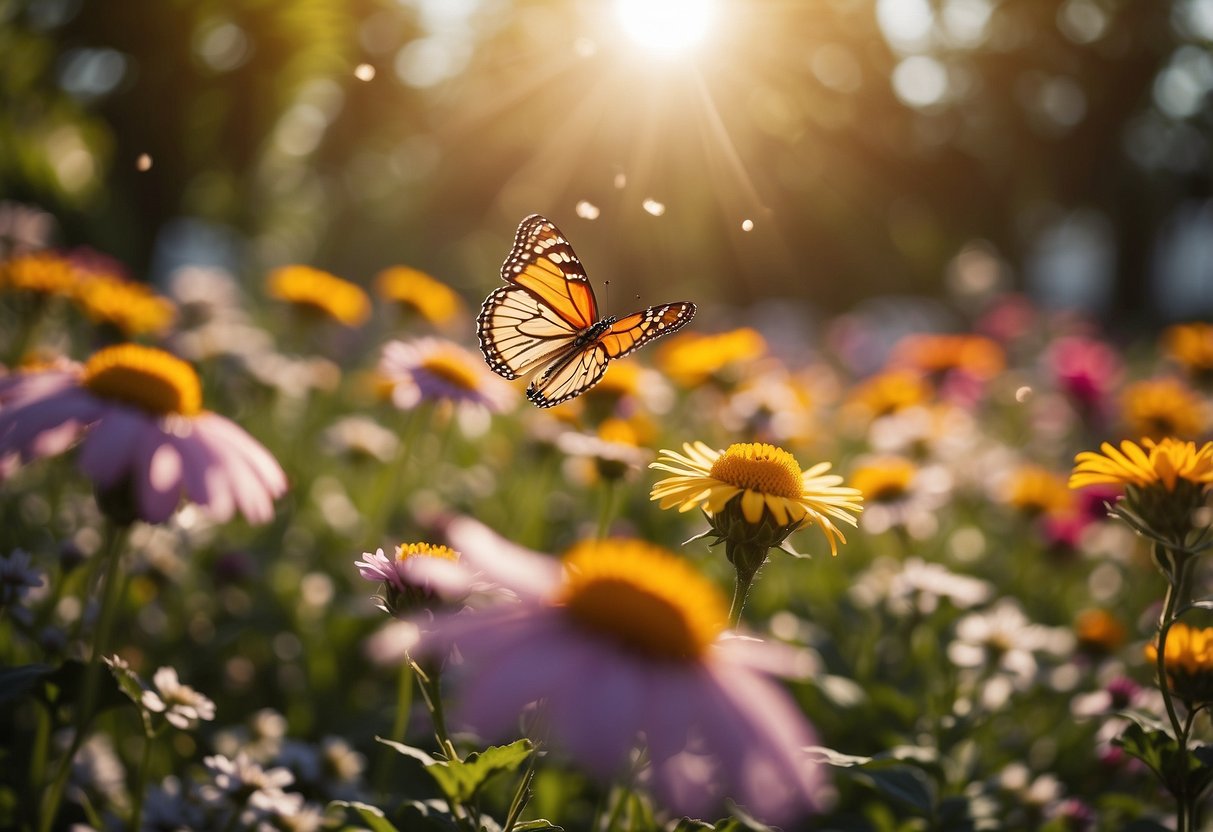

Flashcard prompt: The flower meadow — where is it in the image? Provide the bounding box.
[5,218,1213,832]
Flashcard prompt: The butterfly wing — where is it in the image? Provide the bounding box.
[526,302,697,408]
[598,302,697,359]
[478,215,599,380]
[525,342,612,408]
[501,214,598,329]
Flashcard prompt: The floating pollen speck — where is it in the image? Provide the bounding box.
[642,198,665,216]
[354,63,376,81]
[1015,386,1032,403]
[573,37,597,58]
[136,153,153,172]
[575,200,600,220]
[741,219,754,231]
[613,172,627,189]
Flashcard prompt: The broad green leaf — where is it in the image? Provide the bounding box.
[375,736,437,765]
[424,739,534,803]
[328,800,402,832]
[1113,722,1175,782]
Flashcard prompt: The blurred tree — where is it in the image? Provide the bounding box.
[0,0,1208,322]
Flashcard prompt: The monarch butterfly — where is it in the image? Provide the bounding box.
[477,214,696,408]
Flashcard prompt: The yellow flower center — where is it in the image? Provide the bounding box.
[559,540,726,661]
[420,353,480,391]
[709,442,803,499]
[81,344,202,416]
[851,459,915,503]
[395,542,460,562]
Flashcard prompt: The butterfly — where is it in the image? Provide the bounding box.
[477,214,696,408]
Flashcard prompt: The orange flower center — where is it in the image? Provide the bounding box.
[709,442,803,499]
[81,344,202,416]
[420,353,481,391]
[559,540,725,661]
[395,542,460,562]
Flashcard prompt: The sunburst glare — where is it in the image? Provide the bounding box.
[615,0,720,57]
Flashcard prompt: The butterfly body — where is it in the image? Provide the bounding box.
[477,215,696,408]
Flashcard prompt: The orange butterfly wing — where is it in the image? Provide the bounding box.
[477,215,696,408]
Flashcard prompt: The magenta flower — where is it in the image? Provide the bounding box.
[0,344,286,524]
[1047,335,1122,415]
[419,517,825,824]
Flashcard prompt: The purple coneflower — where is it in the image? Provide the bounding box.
[0,343,286,524]
[420,517,826,824]
[378,337,514,415]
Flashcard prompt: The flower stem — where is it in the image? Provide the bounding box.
[596,480,618,539]
[129,718,155,832]
[373,660,415,795]
[1155,545,1194,832]
[410,658,475,831]
[502,746,539,832]
[39,521,130,832]
[728,567,756,629]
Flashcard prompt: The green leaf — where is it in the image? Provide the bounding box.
[328,800,403,832]
[1113,721,1176,783]
[424,739,534,803]
[809,744,936,814]
[375,736,437,765]
[511,821,562,831]
[668,821,714,832]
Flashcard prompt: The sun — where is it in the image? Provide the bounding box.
[615,0,720,57]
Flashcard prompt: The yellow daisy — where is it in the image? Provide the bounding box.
[1163,323,1213,379]
[847,369,932,418]
[1120,377,1207,440]
[650,441,863,556]
[1069,437,1213,493]
[266,265,371,327]
[375,266,465,326]
[1146,622,1213,705]
[74,272,176,336]
[1003,464,1074,518]
[656,328,766,388]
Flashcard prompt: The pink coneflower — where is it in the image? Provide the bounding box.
[0,344,286,524]
[354,542,472,617]
[378,337,514,414]
[420,517,826,824]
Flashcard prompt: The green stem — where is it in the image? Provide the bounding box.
[727,568,756,629]
[373,660,415,795]
[1155,545,1193,832]
[410,659,475,832]
[600,782,629,832]
[502,748,539,832]
[40,521,130,832]
[596,479,618,540]
[129,718,155,832]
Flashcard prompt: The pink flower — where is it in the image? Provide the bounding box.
[1046,335,1123,414]
[0,344,286,524]
[419,517,825,824]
